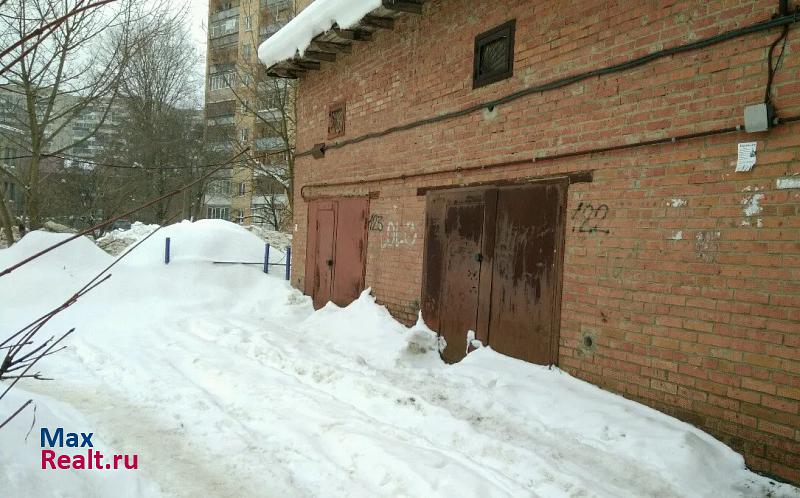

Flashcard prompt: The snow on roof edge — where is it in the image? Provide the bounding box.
[258,0,382,69]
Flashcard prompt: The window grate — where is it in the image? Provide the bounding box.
[327,101,346,139]
[473,20,516,89]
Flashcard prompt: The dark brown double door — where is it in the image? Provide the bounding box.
[422,181,567,365]
[306,198,369,309]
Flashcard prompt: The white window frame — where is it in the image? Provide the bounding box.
[207,206,230,220]
[209,73,234,91]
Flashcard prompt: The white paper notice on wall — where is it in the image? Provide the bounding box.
[736,142,757,172]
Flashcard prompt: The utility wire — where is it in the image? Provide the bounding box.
[297,9,800,158]
[0,148,291,170]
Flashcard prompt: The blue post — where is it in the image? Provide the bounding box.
[165,237,171,264]
[285,246,291,281]
[263,244,270,274]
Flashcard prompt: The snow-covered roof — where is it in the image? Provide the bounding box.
[258,0,382,69]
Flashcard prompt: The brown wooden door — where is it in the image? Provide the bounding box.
[422,181,567,365]
[422,189,494,363]
[331,198,369,306]
[306,201,337,309]
[305,198,368,310]
[486,182,567,365]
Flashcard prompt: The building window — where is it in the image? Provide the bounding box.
[207,206,230,220]
[240,99,250,114]
[209,17,238,38]
[209,72,234,91]
[208,179,231,196]
[236,209,245,224]
[327,101,346,139]
[239,128,249,142]
[473,20,516,89]
[238,181,246,196]
[242,42,252,59]
[244,15,253,31]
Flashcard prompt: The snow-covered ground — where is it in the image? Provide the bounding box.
[0,220,797,498]
[96,221,160,255]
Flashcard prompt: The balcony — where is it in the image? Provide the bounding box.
[210,5,239,23]
[256,108,282,122]
[206,100,236,119]
[259,23,282,41]
[209,33,238,49]
[260,0,290,9]
[254,137,284,151]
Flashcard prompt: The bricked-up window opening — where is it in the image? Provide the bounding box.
[327,101,346,139]
[473,20,516,89]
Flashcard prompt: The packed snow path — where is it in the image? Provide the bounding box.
[1,221,798,498]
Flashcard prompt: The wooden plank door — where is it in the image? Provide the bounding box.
[306,200,337,309]
[305,198,369,310]
[331,197,369,306]
[422,189,495,363]
[486,181,567,365]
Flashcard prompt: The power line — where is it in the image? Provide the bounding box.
[297,9,800,158]
[0,147,292,171]
[0,148,250,278]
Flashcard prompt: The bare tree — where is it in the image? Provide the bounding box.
[0,0,146,237]
[107,8,224,224]
[0,0,120,77]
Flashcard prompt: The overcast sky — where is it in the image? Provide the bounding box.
[185,0,208,58]
[184,0,208,104]
[152,0,209,106]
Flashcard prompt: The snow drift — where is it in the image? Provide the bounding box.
[0,220,797,497]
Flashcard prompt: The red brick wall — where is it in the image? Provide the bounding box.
[290,0,800,482]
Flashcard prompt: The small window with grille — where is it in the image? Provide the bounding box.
[327,101,346,139]
[473,20,516,89]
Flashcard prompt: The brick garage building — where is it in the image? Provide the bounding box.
[261,0,800,482]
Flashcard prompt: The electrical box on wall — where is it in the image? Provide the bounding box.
[744,103,774,133]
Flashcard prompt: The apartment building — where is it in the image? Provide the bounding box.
[0,85,129,220]
[204,0,293,230]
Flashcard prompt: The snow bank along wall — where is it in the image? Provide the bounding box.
[283,0,800,483]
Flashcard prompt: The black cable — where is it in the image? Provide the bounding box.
[300,114,800,198]
[296,10,800,158]
[765,15,793,104]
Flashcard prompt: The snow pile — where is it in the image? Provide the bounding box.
[0,231,112,329]
[246,225,292,250]
[0,221,798,497]
[0,388,161,497]
[0,225,22,249]
[42,221,77,234]
[119,219,284,266]
[96,222,160,256]
[258,0,381,68]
